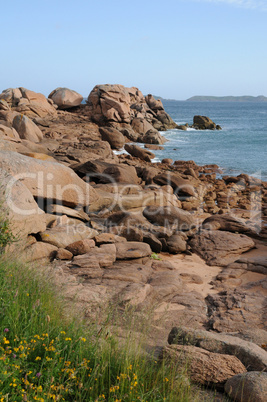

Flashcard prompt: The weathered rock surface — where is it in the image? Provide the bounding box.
[65,239,95,256]
[40,225,98,248]
[168,327,267,371]
[21,242,58,262]
[56,140,114,165]
[0,151,99,208]
[225,372,267,402]
[153,172,197,197]
[87,84,176,143]
[0,169,47,238]
[48,87,83,109]
[202,214,257,236]
[0,124,20,142]
[0,87,57,118]
[73,159,140,185]
[226,255,267,275]
[206,286,267,334]
[115,242,151,259]
[166,234,187,254]
[56,248,73,260]
[99,126,125,149]
[161,344,246,388]
[124,143,155,161]
[189,230,255,266]
[13,114,43,142]
[143,206,196,232]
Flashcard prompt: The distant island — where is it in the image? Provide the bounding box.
[186,95,267,102]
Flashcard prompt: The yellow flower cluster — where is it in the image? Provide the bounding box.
[0,331,93,401]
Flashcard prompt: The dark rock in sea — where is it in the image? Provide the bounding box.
[193,115,219,130]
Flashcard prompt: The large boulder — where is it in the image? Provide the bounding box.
[115,241,152,259]
[40,225,98,248]
[153,172,197,197]
[99,126,125,149]
[0,88,23,105]
[12,114,43,142]
[73,159,140,185]
[141,129,167,145]
[166,233,187,254]
[161,344,246,389]
[124,143,155,161]
[87,84,132,124]
[225,372,267,402]
[189,230,255,266]
[22,242,58,262]
[202,214,257,236]
[0,151,99,208]
[145,94,164,111]
[0,169,47,238]
[168,327,267,371]
[48,87,83,109]
[143,206,196,232]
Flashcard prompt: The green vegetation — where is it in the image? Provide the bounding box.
[0,199,16,253]
[0,253,197,401]
[150,253,162,261]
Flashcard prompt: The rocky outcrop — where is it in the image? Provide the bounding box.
[87,84,176,144]
[189,230,255,266]
[0,87,57,118]
[48,87,83,109]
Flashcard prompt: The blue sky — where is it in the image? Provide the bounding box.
[1,0,267,99]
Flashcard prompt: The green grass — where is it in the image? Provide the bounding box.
[0,255,195,402]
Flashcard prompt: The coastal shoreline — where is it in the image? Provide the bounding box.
[0,84,266,399]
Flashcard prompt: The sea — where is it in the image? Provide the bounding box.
[156,100,267,181]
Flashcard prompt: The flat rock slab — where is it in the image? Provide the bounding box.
[189,230,255,266]
[225,371,267,402]
[161,344,246,388]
